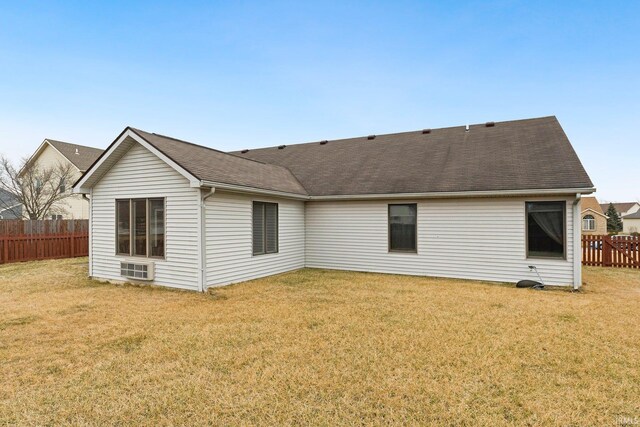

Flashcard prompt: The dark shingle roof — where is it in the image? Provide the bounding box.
[47,140,104,171]
[600,202,639,215]
[231,116,593,196]
[130,129,307,195]
[623,210,640,219]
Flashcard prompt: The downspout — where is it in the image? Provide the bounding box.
[82,193,92,277]
[572,193,582,290]
[199,187,215,292]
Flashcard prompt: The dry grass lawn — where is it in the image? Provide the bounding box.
[1,259,640,426]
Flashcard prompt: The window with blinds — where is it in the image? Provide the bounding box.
[253,201,278,255]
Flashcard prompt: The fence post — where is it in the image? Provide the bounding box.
[70,234,75,258]
[603,235,612,267]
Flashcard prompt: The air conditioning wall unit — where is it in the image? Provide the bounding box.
[120,261,155,281]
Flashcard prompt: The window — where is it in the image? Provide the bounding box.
[582,214,595,231]
[51,214,62,220]
[59,179,66,193]
[526,201,565,258]
[253,201,278,255]
[389,204,417,252]
[116,198,165,258]
[149,199,165,257]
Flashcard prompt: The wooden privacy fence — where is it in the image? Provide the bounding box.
[582,235,640,268]
[0,219,89,264]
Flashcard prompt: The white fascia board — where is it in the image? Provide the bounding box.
[200,180,309,200]
[581,207,608,218]
[74,129,201,193]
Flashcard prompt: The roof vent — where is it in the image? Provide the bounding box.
[319,140,328,145]
[367,135,376,140]
[278,145,286,149]
[422,129,431,134]
[485,121,495,127]
[241,149,249,154]
[465,124,470,132]
[74,148,79,155]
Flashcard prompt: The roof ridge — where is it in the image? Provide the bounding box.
[235,115,558,152]
[46,139,102,151]
[130,128,280,167]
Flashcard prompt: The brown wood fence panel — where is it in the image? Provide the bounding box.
[0,220,88,264]
[581,235,640,269]
[0,219,88,235]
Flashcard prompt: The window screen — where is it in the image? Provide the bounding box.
[133,199,147,256]
[149,199,165,257]
[389,204,417,252]
[526,201,565,258]
[253,201,278,255]
[116,200,130,255]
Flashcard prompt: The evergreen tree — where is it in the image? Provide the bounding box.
[605,203,623,233]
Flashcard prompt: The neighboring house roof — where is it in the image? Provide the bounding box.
[232,116,593,196]
[581,197,607,217]
[600,202,640,215]
[76,116,595,198]
[46,139,104,172]
[623,210,640,219]
[22,139,104,176]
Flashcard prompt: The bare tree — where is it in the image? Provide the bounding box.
[0,155,76,219]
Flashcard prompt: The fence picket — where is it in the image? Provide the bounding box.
[582,235,640,269]
[0,220,89,264]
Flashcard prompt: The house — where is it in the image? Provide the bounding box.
[23,139,103,219]
[580,196,607,235]
[599,202,640,219]
[74,116,594,291]
[622,211,640,234]
[0,189,22,219]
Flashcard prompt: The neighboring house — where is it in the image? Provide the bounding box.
[74,116,594,291]
[0,188,22,219]
[580,196,607,235]
[23,139,103,219]
[599,202,640,219]
[622,211,640,234]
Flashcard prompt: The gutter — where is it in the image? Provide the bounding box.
[199,180,309,200]
[309,187,597,201]
[198,182,596,202]
[83,192,93,277]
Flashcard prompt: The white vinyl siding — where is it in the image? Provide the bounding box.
[305,197,576,286]
[90,143,200,290]
[205,192,305,287]
[30,143,90,219]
